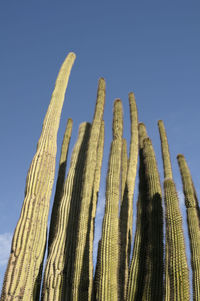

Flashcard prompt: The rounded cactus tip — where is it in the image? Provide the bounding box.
[68,52,76,59]
[128,91,135,97]
[67,118,73,123]
[98,77,106,89]
[158,119,164,125]
[143,137,151,145]
[177,154,184,160]
[114,98,122,104]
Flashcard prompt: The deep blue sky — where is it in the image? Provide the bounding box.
[0,1,200,292]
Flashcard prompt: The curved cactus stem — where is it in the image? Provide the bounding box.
[41,122,90,301]
[95,99,123,301]
[177,154,200,301]
[48,118,73,253]
[71,78,105,301]
[1,52,76,301]
[142,137,163,301]
[127,122,148,301]
[119,92,138,300]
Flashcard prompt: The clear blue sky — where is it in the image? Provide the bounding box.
[0,1,200,292]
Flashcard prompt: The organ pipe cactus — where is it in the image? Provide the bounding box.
[177,154,200,301]
[95,99,123,301]
[1,52,76,301]
[158,120,190,301]
[41,122,91,301]
[164,178,190,301]
[127,122,148,301]
[48,118,73,253]
[141,137,163,301]
[121,138,128,203]
[119,92,138,300]
[71,78,105,301]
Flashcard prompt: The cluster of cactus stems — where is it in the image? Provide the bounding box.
[1,52,200,301]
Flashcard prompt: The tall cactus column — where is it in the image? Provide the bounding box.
[119,92,138,300]
[95,99,123,301]
[142,137,163,301]
[1,52,76,301]
[71,78,106,301]
[177,154,200,301]
[158,120,190,301]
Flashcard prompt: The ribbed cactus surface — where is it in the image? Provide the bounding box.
[177,154,200,301]
[1,52,75,301]
[48,118,73,253]
[41,122,90,301]
[141,137,163,301]
[71,78,105,301]
[164,178,190,301]
[119,92,138,300]
[95,99,123,301]
[127,122,148,301]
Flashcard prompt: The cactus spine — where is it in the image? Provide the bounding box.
[71,78,105,300]
[95,99,123,301]
[158,120,190,301]
[1,52,75,301]
[48,118,73,253]
[142,137,163,301]
[127,122,148,301]
[119,92,138,300]
[41,122,90,301]
[177,154,200,301]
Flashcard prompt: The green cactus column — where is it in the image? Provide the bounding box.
[41,122,91,301]
[158,120,190,301]
[88,121,104,300]
[71,78,105,301]
[1,52,76,301]
[142,137,163,301]
[164,178,190,301]
[48,118,73,253]
[119,92,138,300]
[95,99,123,301]
[127,122,148,301]
[177,154,200,301]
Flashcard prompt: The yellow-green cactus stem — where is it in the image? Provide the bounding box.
[158,120,173,179]
[127,122,148,301]
[95,99,123,301]
[41,122,91,301]
[177,154,200,301]
[157,119,172,301]
[142,137,163,301]
[48,118,73,253]
[88,121,105,300]
[121,138,128,204]
[164,178,190,301]
[119,92,138,300]
[71,78,105,301]
[1,52,75,301]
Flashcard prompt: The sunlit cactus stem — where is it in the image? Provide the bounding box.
[1,52,75,301]
[71,78,105,301]
[95,99,123,301]
[127,122,148,301]
[177,154,200,301]
[48,118,73,253]
[41,122,91,301]
[119,92,138,300]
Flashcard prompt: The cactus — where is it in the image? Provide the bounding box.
[1,52,75,301]
[95,99,123,301]
[119,92,138,300]
[71,78,105,301]
[127,122,148,301]
[141,137,163,301]
[158,120,190,301]
[121,138,128,203]
[41,122,91,301]
[177,154,200,301]
[164,178,190,300]
[48,118,73,253]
